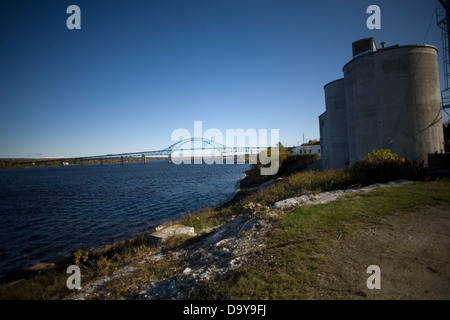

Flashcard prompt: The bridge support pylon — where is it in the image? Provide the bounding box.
[120,156,124,165]
[141,154,146,164]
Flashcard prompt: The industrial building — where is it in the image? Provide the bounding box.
[319,38,445,169]
[293,145,321,156]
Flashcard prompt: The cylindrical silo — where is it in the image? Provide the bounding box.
[318,111,329,169]
[323,79,349,168]
[343,44,444,165]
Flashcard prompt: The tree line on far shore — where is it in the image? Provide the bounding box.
[0,157,168,169]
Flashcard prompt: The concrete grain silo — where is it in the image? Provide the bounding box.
[319,38,445,170]
[322,79,349,168]
[343,41,444,164]
[318,112,329,169]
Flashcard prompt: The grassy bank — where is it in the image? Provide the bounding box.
[3,178,449,300]
[196,180,450,299]
[0,233,153,299]
[0,151,447,300]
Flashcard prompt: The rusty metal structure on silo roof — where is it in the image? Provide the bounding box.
[319,38,445,169]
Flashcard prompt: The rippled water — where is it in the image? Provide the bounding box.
[0,161,249,277]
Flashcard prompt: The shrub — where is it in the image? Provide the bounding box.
[277,154,318,176]
[96,256,112,274]
[257,151,318,181]
[350,149,426,185]
[73,249,89,265]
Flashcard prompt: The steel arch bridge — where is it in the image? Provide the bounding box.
[15,138,268,167]
[57,137,267,164]
[110,137,265,158]
[165,137,228,154]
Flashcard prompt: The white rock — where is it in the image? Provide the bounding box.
[148,224,197,246]
[182,267,192,275]
[271,180,413,211]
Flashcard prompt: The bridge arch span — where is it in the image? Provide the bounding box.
[166,137,226,153]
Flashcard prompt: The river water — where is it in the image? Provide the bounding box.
[0,161,250,277]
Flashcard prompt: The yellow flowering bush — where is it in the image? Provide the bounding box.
[350,149,425,184]
[364,149,399,162]
[73,248,89,265]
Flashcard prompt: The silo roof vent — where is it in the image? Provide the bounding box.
[352,38,378,57]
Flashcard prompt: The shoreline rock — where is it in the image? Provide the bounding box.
[272,179,414,210]
[148,225,197,247]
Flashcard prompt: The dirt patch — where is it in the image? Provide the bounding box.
[308,205,450,300]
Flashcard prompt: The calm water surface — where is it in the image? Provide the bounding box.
[0,161,249,277]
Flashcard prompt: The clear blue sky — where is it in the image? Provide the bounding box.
[0,0,447,158]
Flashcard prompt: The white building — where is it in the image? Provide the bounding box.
[293,145,321,156]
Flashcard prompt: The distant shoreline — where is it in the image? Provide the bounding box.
[0,155,253,169]
[0,157,168,169]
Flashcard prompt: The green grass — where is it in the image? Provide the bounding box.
[176,207,232,233]
[0,270,72,300]
[196,181,450,299]
[257,153,319,182]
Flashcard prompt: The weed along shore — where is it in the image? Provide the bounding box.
[0,164,264,295]
[1,150,450,300]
